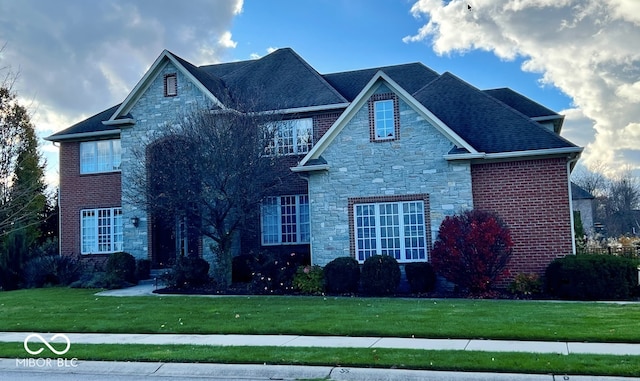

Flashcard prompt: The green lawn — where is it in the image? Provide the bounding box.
[2,288,640,377]
[1,288,639,342]
[1,342,639,377]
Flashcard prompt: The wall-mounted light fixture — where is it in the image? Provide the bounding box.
[131,216,140,228]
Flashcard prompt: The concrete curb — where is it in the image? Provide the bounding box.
[2,359,639,381]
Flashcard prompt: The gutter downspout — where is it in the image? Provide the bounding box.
[296,172,313,265]
[567,155,580,255]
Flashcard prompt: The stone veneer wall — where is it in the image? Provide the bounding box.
[120,61,214,261]
[307,86,473,266]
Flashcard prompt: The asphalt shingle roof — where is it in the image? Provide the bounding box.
[219,48,347,111]
[170,52,232,106]
[571,183,595,200]
[323,63,439,101]
[48,48,577,156]
[47,104,122,140]
[412,73,576,153]
[483,88,559,118]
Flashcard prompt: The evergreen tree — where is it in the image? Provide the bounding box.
[0,61,48,290]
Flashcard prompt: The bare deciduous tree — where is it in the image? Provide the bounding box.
[127,108,291,288]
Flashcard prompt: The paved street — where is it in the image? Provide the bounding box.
[1,359,639,381]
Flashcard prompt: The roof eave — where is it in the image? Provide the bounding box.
[444,146,583,161]
[45,130,121,142]
[102,118,136,126]
[246,103,350,116]
[290,164,330,173]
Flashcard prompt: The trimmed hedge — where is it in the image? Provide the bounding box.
[361,255,401,296]
[545,254,639,300]
[250,252,309,294]
[324,257,360,294]
[105,252,137,285]
[164,256,211,289]
[404,262,437,293]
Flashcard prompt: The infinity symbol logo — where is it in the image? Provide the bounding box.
[23,333,71,356]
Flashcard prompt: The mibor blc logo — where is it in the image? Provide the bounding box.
[23,333,71,356]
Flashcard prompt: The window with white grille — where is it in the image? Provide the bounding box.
[81,207,123,254]
[261,195,310,245]
[354,201,427,263]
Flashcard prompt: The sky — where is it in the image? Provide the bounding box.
[0,0,639,188]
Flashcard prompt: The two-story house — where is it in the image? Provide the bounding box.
[47,48,582,280]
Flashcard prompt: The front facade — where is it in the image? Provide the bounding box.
[47,48,582,280]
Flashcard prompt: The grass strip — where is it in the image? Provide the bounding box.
[1,342,639,377]
[1,288,640,343]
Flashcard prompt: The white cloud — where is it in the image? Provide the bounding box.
[405,0,640,177]
[0,0,243,188]
[218,31,238,49]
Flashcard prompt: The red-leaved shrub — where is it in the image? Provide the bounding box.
[431,210,513,294]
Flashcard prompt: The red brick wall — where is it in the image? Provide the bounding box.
[314,112,341,142]
[59,141,121,257]
[240,112,341,255]
[471,158,573,281]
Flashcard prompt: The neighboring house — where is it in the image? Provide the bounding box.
[571,182,595,237]
[46,48,582,280]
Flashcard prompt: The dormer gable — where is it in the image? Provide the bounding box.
[107,50,228,124]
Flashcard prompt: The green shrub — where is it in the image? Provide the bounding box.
[105,252,137,285]
[545,254,639,300]
[324,257,360,294]
[508,273,542,298]
[404,262,437,294]
[250,252,306,294]
[69,271,127,289]
[135,259,151,281]
[23,255,83,288]
[293,265,324,294]
[163,256,211,289]
[361,255,401,296]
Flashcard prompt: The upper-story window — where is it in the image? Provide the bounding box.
[369,93,400,142]
[164,73,177,97]
[265,118,313,156]
[80,139,121,174]
[375,100,395,139]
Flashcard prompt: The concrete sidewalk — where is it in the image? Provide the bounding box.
[2,331,640,356]
[1,358,639,381]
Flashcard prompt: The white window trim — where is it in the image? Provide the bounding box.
[374,99,395,141]
[261,195,310,245]
[265,118,313,156]
[354,201,428,263]
[80,139,121,174]
[81,207,123,254]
